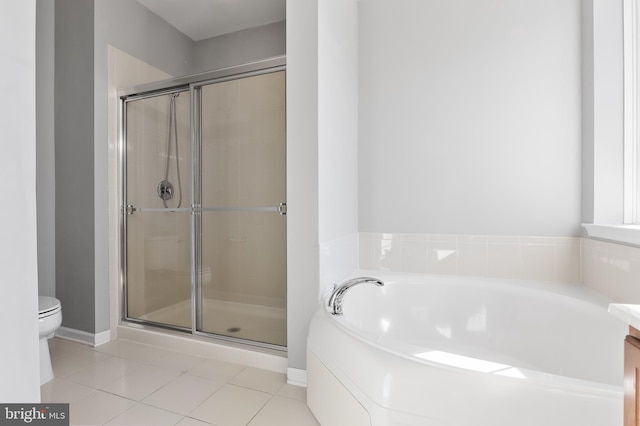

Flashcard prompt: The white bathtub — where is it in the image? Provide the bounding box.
[307,271,626,426]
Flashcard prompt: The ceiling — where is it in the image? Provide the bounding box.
[137,0,286,41]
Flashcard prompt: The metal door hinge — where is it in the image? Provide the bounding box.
[278,202,287,215]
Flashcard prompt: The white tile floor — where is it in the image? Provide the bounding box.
[41,338,320,426]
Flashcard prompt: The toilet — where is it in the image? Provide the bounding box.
[38,296,62,385]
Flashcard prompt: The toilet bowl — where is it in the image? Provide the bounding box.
[38,296,62,385]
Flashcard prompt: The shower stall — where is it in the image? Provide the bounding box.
[120,58,286,349]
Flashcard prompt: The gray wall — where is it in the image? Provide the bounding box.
[52,0,195,333]
[55,0,96,333]
[45,0,286,336]
[37,0,55,298]
[94,0,195,79]
[193,20,286,73]
[93,0,196,333]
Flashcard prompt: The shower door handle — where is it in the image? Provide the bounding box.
[125,205,136,215]
[278,203,287,215]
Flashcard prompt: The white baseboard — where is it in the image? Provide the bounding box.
[94,330,111,346]
[287,367,307,387]
[55,327,112,347]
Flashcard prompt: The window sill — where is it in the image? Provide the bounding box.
[582,223,640,247]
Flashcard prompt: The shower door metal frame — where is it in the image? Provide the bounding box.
[118,56,287,351]
[120,85,192,335]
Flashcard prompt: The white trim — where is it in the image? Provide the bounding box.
[94,330,112,346]
[582,223,640,246]
[624,0,639,223]
[287,367,307,387]
[55,327,112,347]
[609,303,640,330]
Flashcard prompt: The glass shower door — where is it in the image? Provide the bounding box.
[124,90,192,329]
[197,71,287,346]
[121,60,287,348]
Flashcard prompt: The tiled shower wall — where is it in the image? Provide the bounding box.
[125,70,287,320]
[125,93,192,320]
[360,232,640,303]
[199,71,287,309]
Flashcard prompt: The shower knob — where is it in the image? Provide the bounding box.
[157,180,174,201]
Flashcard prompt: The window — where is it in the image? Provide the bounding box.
[582,0,640,245]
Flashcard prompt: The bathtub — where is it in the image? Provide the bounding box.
[306,271,626,426]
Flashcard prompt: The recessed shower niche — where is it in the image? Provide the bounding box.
[121,58,286,349]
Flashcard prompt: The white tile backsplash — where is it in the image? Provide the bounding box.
[487,242,521,279]
[555,238,581,284]
[427,240,458,275]
[457,242,488,277]
[520,244,555,281]
[581,238,640,303]
[360,233,640,302]
[400,239,429,273]
[359,233,582,284]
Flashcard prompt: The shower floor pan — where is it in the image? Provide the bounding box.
[137,298,286,347]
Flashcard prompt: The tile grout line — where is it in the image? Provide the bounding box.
[244,389,277,426]
[50,339,309,425]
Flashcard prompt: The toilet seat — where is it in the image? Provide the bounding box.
[38,296,61,319]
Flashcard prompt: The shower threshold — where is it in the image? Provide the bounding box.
[136,298,286,348]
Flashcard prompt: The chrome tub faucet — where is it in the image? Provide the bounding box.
[328,277,384,315]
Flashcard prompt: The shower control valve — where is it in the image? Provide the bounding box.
[157,180,174,201]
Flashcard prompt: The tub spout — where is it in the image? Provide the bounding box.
[328,277,384,315]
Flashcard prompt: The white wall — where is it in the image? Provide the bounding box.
[582,0,624,225]
[318,0,359,296]
[0,0,41,402]
[287,0,361,373]
[286,0,321,372]
[318,0,359,245]
[358,0,583,237]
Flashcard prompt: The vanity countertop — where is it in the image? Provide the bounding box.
[609,303,640,331]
